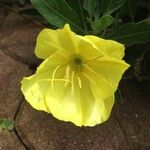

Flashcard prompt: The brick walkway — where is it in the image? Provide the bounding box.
[0,6,150,150]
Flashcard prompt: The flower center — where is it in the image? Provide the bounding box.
[74,57,82,65]
[69,55,84,71]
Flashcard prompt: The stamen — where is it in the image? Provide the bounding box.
[51,65,61,94]
[82,72,95,86]
[71,71,75,95]
[39,79,70,83]
[64,65,70,87]
[77,76,82,88]
[58,52,68,58]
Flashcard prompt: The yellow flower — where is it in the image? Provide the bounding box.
[21,24,130,127]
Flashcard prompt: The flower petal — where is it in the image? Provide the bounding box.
[77,76,115,126]
[84,35,125,59]
[21,65,66,112]
[49,75,115,126]
[46,80,84,126]
[87,56,130,90]
[78,36,104,60]
[58,24,80,54]
[21,66,84,126]
[35,24,80,59]
[36,50,68,74]
[35,28,61,59]
[21,72,52,112]
[84,95,115,126]
[83,64,115,100]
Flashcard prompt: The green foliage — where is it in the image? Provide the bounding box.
[66,0,87,30]
[83,0,97,19]
[91,15,115,34]
[0,118,14,131]
[30,0,84,33]
[125,0,138,21]
[111,19,150,46]
[101,0,125,15]
[93,0,101,20]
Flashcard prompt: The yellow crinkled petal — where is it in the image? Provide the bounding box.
[21,72,52,112]
[58,24,79,54]
[77,36,104,60]
[83,64,115,100]
[84,95,115,126]
[21,51,68,112]
[35,29,61,59]
[49,75,115,126]
[36,50,68,74]
[46,77,84,126]
[84,35,125,59]
[21,65,84,126]
[21,64,67,113]
[58,24,103,57]
[35,24,81,59]
[87,56,130,90]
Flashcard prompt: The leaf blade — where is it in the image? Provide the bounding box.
[101,0,125,15]
[111,19,150,46]
[126,0,138,21]
[30,0,84,33]
[91,15,115,33]
[83,0,97,18]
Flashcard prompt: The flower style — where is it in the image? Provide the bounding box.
[21,24,130,127]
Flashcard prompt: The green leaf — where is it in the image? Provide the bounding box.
[94,0,101,20]
[83,0,97,18]
[91,15,115,33]
[65,0,82,19]
[0,118,14,131]
[126,0,138,21]
[65,0,88,34]
[30,0,84,33]
[111,19,150,46]
[101,0,125,15]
